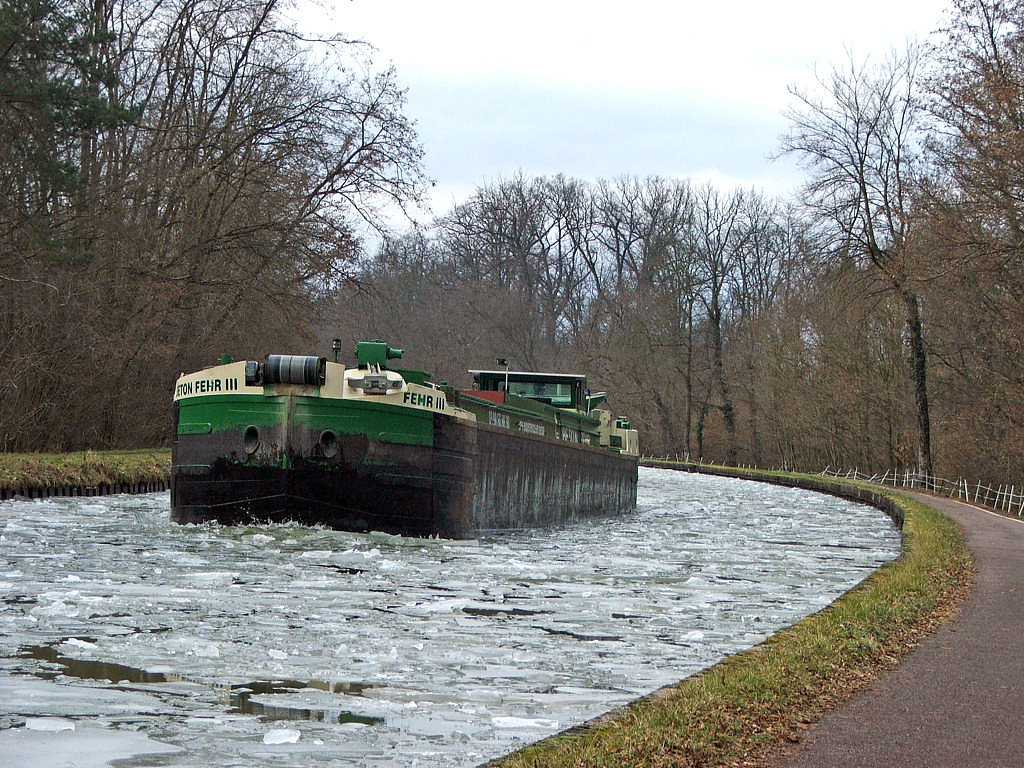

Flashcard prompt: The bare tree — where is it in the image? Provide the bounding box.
[923,0,1024,479]
[0,0,427,450]
[438,175,594,370]
[780,47,935,477]
[589,177,707,456]
[692,184,750,465]
[728,195,799,465]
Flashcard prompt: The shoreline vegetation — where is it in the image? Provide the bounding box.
[0,449,171,495]
[0,452,972,768]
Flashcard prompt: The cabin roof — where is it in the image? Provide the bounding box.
[469,370,586,381]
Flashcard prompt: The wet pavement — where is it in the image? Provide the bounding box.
[769,492,1024,768]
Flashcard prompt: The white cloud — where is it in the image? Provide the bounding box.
[327,0,943,99]
[301,0,950,215]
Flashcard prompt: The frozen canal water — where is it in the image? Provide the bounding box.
[0,467,900,767]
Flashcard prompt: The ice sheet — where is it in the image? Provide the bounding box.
[0,467,900,766]
[0,723,182,768]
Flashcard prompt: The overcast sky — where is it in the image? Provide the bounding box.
[307,0,952,221]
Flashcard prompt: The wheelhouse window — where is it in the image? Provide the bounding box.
[508,381,574,406]
[471,370,587,410]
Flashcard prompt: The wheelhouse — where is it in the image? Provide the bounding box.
[470,370,587,410]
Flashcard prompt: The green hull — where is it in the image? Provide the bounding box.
[171,393,636,538]
[170,345,639,538]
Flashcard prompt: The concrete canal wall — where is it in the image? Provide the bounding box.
[0,479,169,501]
[0,450,170,501]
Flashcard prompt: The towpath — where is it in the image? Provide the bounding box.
[767,492,1024,768]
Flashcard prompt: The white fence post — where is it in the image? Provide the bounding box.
[814,466,1024,516]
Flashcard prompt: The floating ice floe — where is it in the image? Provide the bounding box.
[0,723,182,768]
[263,727,301,744]
[492,716,559,730]
[30,599,79,618]
[63,637,96,649]
[25,716,75,731]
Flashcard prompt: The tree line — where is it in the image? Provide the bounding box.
[1,0,425,449]
[3,0,1023,488]
[332,0,1024,483]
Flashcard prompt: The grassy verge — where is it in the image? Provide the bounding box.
[488,467,972,768]
[0,449,171,493]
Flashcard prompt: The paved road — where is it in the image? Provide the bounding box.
[771,493,1024,768]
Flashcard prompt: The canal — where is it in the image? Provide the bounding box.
[0,467,900,767]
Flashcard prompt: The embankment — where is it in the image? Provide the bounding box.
[0,449,170,500]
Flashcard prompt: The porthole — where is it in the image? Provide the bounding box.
[319,430,339,459]
[243,426,260,455]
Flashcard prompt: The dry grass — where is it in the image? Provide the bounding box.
[0,449,171,492]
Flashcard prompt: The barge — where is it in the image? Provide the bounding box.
[171,341,638,538]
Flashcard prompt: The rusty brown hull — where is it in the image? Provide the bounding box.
[171,411,637,539]
[470,422,638,532]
